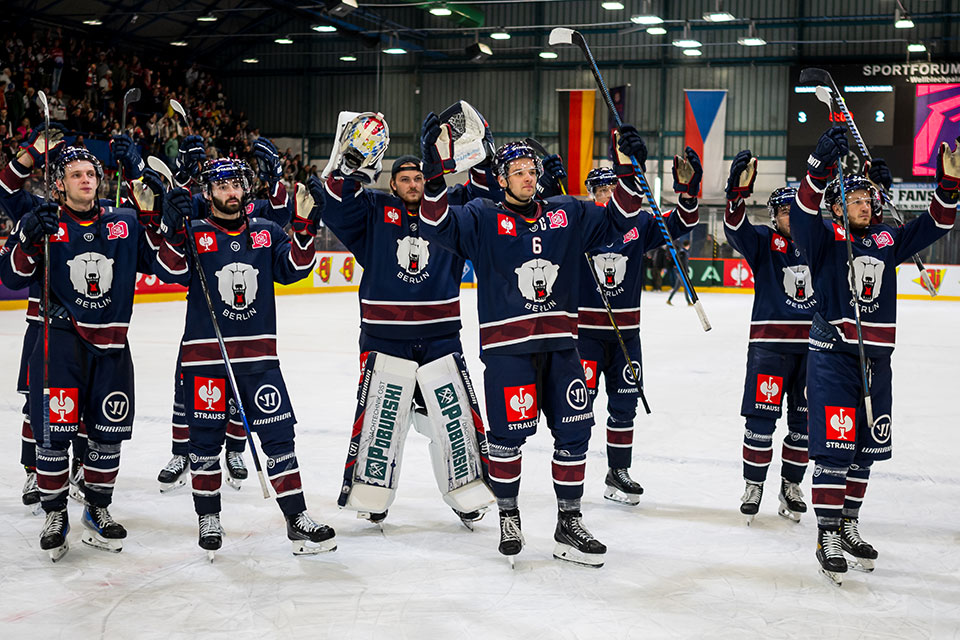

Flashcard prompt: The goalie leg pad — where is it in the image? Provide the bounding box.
[338,352,417,513]
[415,353,494,513]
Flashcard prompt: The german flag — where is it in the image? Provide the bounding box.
[558,90,595,196]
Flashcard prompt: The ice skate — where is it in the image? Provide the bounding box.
[357,510,388,529]
[198,513,223,562]
[840,517,878,573]
[497,508,523,568]
[553,510,606,567]
[603,468,644,505]
[286,511,337,555]
[816,527,847,586]
[40,509,70,562]
[157,454,188,493]
[453,506,486,531]
[68,457,85,504]
[777,478,807,523]
[740,481,763,525]
[81,505,127,552]
[224,451,248,491]
[22,470,42,514]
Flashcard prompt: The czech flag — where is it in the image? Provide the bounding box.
[558,89,596,196]
[684,90,727,199]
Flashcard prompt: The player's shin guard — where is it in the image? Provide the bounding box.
[781,412,809,484]
[73,420,89,460]
[811,463,848,530]
[415,353,494,514]
[605,418,633,470]
[487,444,521,501]
[843,464,871,520]
[265,451,306,516]
[742,417,776,483]
[82,441,121,507]
[338,352,416,515]
[552,451,586,505]
[190,453,222,515]
[35,445,70,512]
[225,419,247,453]
[171,403,189,457]
[21,414,36,468]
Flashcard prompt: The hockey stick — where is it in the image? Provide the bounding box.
[170,99,191,136]
[115,87,142,206]
[549,27,711,332]
[147,155,174,187]
[37,90,52,448]
[801,68,935,296]
[810,85,875,428]
[525,136,650,411]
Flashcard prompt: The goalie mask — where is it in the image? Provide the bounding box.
[767,186,797,231]
[339,112,390,181]
[53,146,104,197]
[200,158,255,203]
[437,100,495,173]
[824,175,882,224]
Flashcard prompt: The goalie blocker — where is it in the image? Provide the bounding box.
[338,352,493,515]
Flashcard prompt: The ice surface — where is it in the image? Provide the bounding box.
[1,290,958,638]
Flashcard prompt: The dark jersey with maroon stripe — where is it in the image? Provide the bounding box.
[155,217,315,373]
[578,205,692,342]
[724,199,818,354]
[790,174,955,357]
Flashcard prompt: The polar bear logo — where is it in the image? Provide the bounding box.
[515,258,559,302]
[851,256,884,303]
[396,236,430,275]
[782,265,813,302]
[216,262,260,310]
[593,252,628,289]
[66,252,114,298]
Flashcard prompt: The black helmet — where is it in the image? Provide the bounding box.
[585,167,616,194]
[767,186,797,230]
[492,141,542,180]
[199,158,255,200]
[824,175,882,224]
[53,146,104,194]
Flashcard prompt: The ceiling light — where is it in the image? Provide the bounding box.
[895,7,915,29]
[340,55,357,61]
[490,30,511,40]
[908,43,926,52]
[703,11,734,22]
[83,19,103,26]
[683,48,703,57]
[242,58,259,64]
[602,2,625,9]
[430,4,453,16]
[383,47,407,54]
[312,25,337,33]
[647,27,667,35]
[324,0,358,17]
[539,51,558,59]
[275,37,294,44]
[196,14,217,22]
[170,41,188,47]
[630,0,662,25]
[738,22,766,46]
[672,24,701,48]
[466,42,492,61]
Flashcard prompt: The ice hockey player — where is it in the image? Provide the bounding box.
[156,157,335,558]
[316,111,495,530]
[791,126,956,585]
[665,239,691,305]
[154,135,292,493]
[419,116,700,567]
[0,145,166,561]
[576,159,700,507]
[724,150,816,524]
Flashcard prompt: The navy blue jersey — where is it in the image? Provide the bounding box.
[578,204,695,341]
[421,179,695,355]
[155,217,315,373]
[791,175,955,357]
[320,170,488,341]
[724,199,818,354]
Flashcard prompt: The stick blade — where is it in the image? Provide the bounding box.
[814,85,833,106]
[170,99,186,117]
[524,137,549,156]
[37,90,48,110]
[126,87,142,103]
[549,27,576,46]
[147,155,174,185]
[799,67,830,84]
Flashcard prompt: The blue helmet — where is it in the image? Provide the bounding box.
[824,175,882,224]
[200,158,255,198]
[767,186,797,228]
[493,141,542,180]
[585,167,616,193]
[53,146,104,192]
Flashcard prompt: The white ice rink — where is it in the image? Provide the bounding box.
[0,289,958,639]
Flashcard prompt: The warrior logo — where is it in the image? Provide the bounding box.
[622,361,641,386]
[850,256,885,303]
[67,251,114,299]
[593,253,628,289]
[195,377,225,412]
[50,388,78,423]
[396,236,430,275]
[826,406,856,441]
[782,265,814,302]
[515,258,559,302]
[871,413,892,445]
[255,384,281,414]
[581,359,597,389]
[755,374,783,405]
[101,391,129,423]
[216,262,259,310]
[566,379,588,410]
[504,385,537,422]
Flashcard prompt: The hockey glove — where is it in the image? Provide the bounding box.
[807,126,848,182]
[613,124,647,177]
[541,154,567,189]
[292,182,321,236]
[865,158,893,193]
[673,146,703,197]
[253,137,283,187]
[420,111,455,181]
[160,187,193,244]
[19,122,66,169]
[110,134,145,179]
[936,139,960,204]
[174,135,206,187]
[725,149,758,201]
[17,202,60,254]
[132,168,164,229]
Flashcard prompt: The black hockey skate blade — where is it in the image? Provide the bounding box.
[799,67,831,85]
[48,541,70,563]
